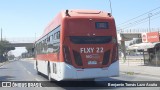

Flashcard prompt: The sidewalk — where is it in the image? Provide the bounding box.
[0,62,6,67]
[120,60,160,77]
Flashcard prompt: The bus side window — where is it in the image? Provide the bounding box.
[47,36,50,42]
[37,43,39,54]
[54,33,57,39]
[41,41,43,54]
[39,42,41,54]
[50,35,53,42]
[54,31,60,39]
[52,34,55,40]
[57,31,60,39]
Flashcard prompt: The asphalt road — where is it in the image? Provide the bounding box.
[0,59,160,90]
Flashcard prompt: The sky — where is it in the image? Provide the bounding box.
[0,0,160,56]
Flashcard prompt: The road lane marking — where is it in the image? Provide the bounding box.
[17,61,46,82]
[17,62,38,80]
[34,78,41,81]
[27,71,32,75]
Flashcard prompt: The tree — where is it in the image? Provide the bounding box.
[8,51,15,60]
[25,47,33,53]
[25,47,34,58]
[0,40,15,62]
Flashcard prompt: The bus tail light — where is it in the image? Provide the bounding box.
[63,45,72,65]
[102,50,110,65]
[111,45,118,63]
[112,37,117,44]
[73,50,83,66]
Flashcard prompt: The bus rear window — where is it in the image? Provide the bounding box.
[70,36,112,44]
[95,22,109,29]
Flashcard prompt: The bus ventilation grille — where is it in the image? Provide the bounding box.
[73,50,83,66]
[102,50,110,65]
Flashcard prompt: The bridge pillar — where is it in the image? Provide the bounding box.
[120,40,126,61]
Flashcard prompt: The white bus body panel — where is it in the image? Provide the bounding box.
[36,60,48,75]
[35,60,119,81]
[58,60,119,81]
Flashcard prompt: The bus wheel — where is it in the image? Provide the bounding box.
[48,64,52,81]
[36,61,40,75]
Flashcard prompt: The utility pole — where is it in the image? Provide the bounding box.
[35,33,36,41]
[1,28,2,41]
[148,13,152,32]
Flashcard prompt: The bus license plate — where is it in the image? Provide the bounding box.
[88,61,97,65]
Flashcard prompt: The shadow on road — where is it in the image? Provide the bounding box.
[0,68,8,69]
[36,76,127,89]
[0,76,15,81]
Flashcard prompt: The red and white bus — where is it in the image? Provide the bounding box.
[34,10,119,81]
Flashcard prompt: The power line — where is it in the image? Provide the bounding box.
[117,10,160,30]
[1,28,2,41]
[117,6,160,27]
[119,10,160,28]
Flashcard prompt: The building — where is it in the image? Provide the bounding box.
[128,31,160,66]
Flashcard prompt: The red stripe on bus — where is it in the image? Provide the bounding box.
[36,53,62,62]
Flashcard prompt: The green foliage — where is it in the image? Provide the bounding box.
[0,40,15,55]
[8,54,15,60]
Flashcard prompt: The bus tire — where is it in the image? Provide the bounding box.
[36,61,40,75]
[48,63,52,81]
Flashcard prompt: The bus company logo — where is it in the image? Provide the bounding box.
[2,82,11,87]
[86,54,100,59]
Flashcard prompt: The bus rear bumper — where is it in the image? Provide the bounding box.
[59,60,119,81]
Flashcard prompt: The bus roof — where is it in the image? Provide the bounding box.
[61,10,110,17]
[36,10,112,43]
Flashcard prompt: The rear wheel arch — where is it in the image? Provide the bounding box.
[36,60,40,75]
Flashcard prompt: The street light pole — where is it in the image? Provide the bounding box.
[1,28,2,41]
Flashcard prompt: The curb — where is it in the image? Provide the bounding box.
[0,61,10,67]
[0,62,6,67]
[120,71,160,78]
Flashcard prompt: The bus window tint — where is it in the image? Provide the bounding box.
[95,22,109,29]
[70,36,112,44]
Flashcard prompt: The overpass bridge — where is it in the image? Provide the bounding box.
[4,34,142,48]
[5,32,143,57]
[6,43,33,48]
[2,32,144,53]
[4,37,35,48]
[3,29,159,58]
[117,32,142,59]
[117,28,160,59]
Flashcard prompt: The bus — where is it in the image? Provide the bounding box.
[34,10,119,81]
